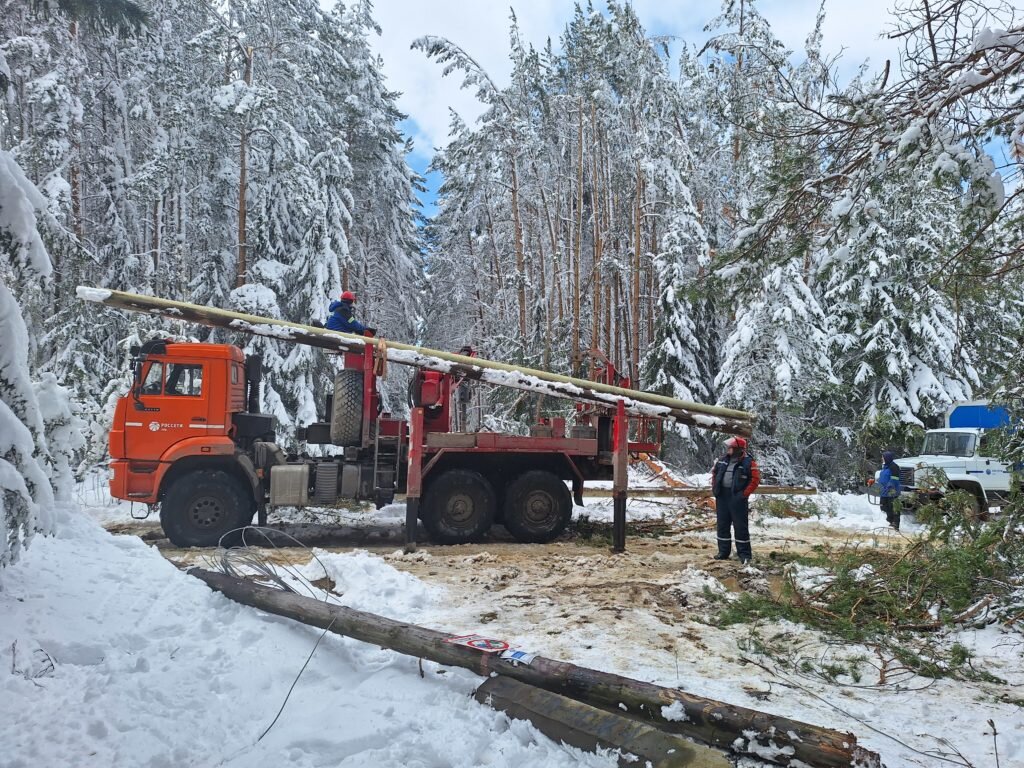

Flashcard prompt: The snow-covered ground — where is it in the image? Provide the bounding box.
[1,482,1021,768]
[0,507,616,768]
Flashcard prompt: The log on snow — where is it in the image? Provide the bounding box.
[187,567,880,768]
[76,286,756,436]
[581,485,818,498]
[474,676,731,768]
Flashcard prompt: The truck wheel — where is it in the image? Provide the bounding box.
[965,491,988,522]
[422,469,495,544]
[330,369,363,446]
[161,470,255,547]
[502,470,572,543]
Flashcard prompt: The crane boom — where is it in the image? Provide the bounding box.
[77,286,755,436]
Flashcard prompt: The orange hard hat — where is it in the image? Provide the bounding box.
[340,290,356,303]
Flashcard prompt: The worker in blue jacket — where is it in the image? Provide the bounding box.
[326,290,365,334]
[878,451,902,530]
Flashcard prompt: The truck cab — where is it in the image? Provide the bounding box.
[888,402,1017,514]
[110,341,249,502]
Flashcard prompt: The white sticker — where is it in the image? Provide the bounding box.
[500,649,537,666]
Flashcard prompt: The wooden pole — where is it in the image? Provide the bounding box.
[404,407,424,552]
[186,567,881,768]
[77,287,757,436]
[612,399,628,552]
[475,676,731,768]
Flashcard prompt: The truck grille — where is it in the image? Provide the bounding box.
[899,467,915,488]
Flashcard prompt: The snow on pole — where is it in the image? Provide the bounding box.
[76,286,757,436]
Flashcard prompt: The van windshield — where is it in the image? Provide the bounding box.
[921,432,976,457]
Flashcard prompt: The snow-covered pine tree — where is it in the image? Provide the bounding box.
[705,2,840,480]
[331,1,423,410]
[0,143,56,568]
[821,172,980,437]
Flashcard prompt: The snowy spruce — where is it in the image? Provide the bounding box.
[1,2,1022,535]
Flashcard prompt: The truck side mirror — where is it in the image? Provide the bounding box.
[132,359,144,395]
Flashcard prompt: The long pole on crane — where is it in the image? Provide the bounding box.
[77,286,756,436]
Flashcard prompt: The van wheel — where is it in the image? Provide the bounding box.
[161,470,255,547]
[422,470,495,544]
[503,470,572,543]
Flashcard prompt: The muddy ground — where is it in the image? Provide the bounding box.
[104,503,907,650]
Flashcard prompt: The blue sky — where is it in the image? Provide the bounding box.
[367,1,903,218]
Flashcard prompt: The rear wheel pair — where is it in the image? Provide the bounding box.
[422,469,572,545]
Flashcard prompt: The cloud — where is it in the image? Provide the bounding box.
[368,0,902,160]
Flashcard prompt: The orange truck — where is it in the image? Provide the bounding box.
[86,288,753,549]
[109,336,663,548]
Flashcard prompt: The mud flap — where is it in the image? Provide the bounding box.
[573,478,584,507]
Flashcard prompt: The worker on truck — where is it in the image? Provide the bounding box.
[326,290,365,334]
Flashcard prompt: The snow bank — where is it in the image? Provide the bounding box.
[298,549,443,619]
[0,512,618,767]
[755,492,923,533]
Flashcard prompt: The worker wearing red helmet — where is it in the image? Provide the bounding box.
[710,436,761,564]
[325,290,366,334]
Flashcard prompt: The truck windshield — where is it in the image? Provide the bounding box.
[921,432,976,457]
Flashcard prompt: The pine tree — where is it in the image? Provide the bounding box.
[0,146,56,567]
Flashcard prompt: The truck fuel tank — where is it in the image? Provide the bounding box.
[270,464,310,506]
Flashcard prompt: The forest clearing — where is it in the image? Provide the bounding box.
[2,0,1022,766]
[3,478,1020,767]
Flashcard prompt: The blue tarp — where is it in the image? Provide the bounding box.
[947,403,1010,429]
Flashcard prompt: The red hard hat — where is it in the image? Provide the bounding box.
[725,436,748,450]
[340,290,356,303]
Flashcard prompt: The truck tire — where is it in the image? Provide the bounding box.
[330,369,363,446]
[964,490,988,522]
[502,470,572,543]
[422,469,495,544]
[161,469,255,547]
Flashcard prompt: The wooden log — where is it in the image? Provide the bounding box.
[474,676,730,768]
[76,286,756,436]
[581,486,818,499]
[111,522,409,547]
[187,567,880,768]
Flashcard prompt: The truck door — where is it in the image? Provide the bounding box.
[977,432,1011,495]
[126,358,211,462]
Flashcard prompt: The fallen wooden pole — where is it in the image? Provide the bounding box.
[474,676,730,767]
[581,486,818,499]
[77,286,756,436]
[187,567,880,768]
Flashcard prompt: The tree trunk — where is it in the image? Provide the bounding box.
[573,99,584,375]
[590,107,602,357]
[632,169,643,383]
[510,157,527,340]
[235,47,254,289]
[186,567,880,768]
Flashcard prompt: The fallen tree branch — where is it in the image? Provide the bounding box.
[187,566,880,768]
